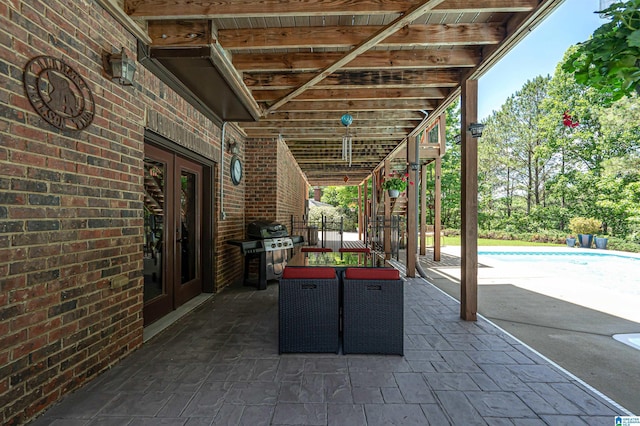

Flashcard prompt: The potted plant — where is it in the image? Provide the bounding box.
[568,217,601,249]
[566,235,576,248]
[381,172,408,198]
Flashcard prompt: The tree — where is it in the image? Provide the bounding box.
[479,76,555,231]
[562,0,640,104]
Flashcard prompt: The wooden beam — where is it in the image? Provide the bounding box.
[251,87,449,102]
[233,49,481,72]
[268,99,437,112]
[254,132,408,140]
[264,0,451,115]
[241,119,419,129]
[258,111,424,121]
[125,0,537,19]
[460,79,478,322]
[244,70,460,90]
[220,23,504,51]
[148,20,211,46]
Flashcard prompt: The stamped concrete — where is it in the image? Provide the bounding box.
[30,272,629,425]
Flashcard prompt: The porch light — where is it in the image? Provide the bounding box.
[468,122,485,138]
[104,47,137,86]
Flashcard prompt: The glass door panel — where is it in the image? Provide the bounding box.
[180,170,197,284]
[143,159,166,302]
[174,156,202,305]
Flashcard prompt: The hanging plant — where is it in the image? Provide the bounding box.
[381,172,411,192]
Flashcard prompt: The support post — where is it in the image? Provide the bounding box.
[434,112,446,262]
[420,164,427,256]
[460,79,478,321]
[406,135,418,277]
[358,184,363,240]
[384,160,392,258]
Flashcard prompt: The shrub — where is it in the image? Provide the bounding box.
[568,217,602,235]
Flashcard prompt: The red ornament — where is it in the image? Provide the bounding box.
[563,110,579,128]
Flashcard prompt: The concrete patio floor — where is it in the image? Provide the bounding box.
[30,270,630,425]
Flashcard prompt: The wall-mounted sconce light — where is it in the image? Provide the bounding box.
[409,162,420,171]
[103,47,137,86]
[227,139,240,155]
[468,123,485,138]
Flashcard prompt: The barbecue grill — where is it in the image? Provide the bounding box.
[229,220,303,290]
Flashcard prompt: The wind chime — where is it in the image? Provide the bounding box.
[341,113,353,167]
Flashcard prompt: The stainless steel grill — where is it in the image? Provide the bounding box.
[229,221,303,290]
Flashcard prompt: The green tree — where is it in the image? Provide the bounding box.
[440,100,462,228]
[562,0,640,104]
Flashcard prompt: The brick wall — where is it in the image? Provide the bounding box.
[245,137,308,228]
[0,1,247,423]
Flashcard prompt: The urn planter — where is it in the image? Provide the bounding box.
[577,234,593,248]
[566,237,576,248]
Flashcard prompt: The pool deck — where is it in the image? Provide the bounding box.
[419,246,640,414]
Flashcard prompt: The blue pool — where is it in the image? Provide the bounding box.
[477,250,640,265]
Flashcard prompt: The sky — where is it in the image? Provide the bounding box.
[478,0,606,120]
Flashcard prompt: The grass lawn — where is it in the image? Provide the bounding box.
[442,236,560,247]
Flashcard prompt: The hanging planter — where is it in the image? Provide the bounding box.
[381,171,411,199]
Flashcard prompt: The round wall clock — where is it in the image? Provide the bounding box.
[230,155,243,185]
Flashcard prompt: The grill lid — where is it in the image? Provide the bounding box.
[247,220,289,239]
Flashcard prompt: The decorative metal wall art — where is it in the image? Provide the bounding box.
[23,56,95,131]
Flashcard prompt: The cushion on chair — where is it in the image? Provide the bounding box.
[282,267,336,279]
[344,267,399,280]
[338,247,371,254]
[301,247,333,253]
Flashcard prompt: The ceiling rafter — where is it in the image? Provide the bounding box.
[125,0,538,19]
[264,0,450,115]
[110,0,564,186]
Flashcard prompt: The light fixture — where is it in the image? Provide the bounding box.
[468,123,485,138]
[341,113,353,167]
[103,47,137,86]
[227,139,240,154]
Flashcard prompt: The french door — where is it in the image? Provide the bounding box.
[143,144,203,325]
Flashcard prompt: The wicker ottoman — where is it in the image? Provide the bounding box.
[279,267,340,353]
[342,268,404,355]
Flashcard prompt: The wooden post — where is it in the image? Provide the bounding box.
[363,177,369,246]
[384,160,392,258]
[358,184,363,240]
[420,164,427,256]
[460,79,478,321]
[406,135,418,277]
[434,113,445,262]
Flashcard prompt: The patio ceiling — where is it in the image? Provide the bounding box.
[117,0,562,186]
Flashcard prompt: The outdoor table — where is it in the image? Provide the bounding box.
[286,249,387,269]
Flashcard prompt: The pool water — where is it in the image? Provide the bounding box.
[478,251,639,264]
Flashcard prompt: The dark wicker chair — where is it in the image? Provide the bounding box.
[278,267,340,353]
[342,267,404,355]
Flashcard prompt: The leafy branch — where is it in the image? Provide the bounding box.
[562,0,640,104]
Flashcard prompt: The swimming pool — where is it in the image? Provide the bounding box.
[477,250,640,265]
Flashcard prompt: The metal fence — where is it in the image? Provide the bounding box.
[290,214,405,257]
[290,215,347,252]
[368,215,405,260]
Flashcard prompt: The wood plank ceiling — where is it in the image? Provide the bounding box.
[122,0,561,186]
